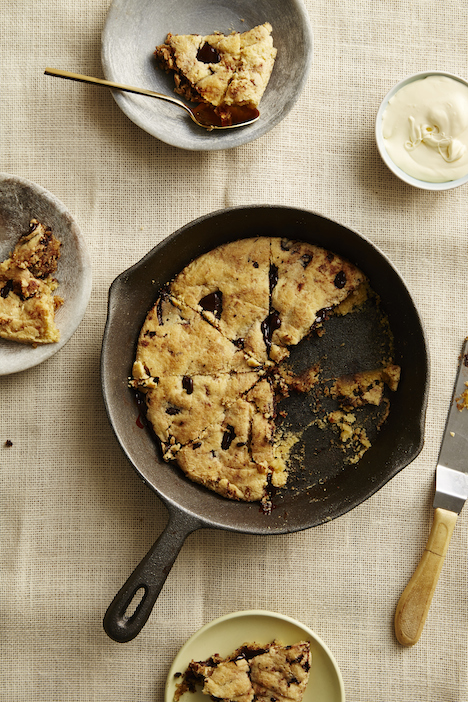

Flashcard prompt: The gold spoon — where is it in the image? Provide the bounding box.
[44,68,260,131]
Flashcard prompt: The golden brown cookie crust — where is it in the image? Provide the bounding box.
[0,220,62,345]
[132,237,400,503]
[154,23,277,109]
[175,640,311,702]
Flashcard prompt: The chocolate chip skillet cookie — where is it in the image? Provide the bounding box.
[131,237,400,503]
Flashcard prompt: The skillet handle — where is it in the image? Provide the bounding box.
[103,511,202,643]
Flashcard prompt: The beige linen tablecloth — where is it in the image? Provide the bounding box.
[1,1,468,700]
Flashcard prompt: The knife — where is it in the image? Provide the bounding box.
[394,337,468,646]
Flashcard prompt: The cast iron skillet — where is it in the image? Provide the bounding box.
[101,205,429,642]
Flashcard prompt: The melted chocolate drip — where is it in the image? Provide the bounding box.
[156,285,171,325]
[197,42,221,63]
[199,290,223,319]
[334,270,347,289]
[182,376,193,394]
[234,646,269,661]
[314,306,333,326]
[221,424,236,450]
[0,279,13,298]
[261,310,281,352]
[269,263,278,292]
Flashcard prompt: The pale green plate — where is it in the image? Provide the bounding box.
[165,610,345,702]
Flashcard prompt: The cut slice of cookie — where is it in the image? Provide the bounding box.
[176,379,286,501]
[137,371,260,459]
[154,23,276,109]
[193,656,253,702]
[170,237,271,364]
[133,291,260,380]
[270,238,366,352]
[0,219,62,345]
[249,641,312,702]
[175,640,311,702]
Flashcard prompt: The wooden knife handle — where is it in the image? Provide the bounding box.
[394,507,458,646]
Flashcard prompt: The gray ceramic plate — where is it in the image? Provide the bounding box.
[0,173,92,375]
[165,611,345,702]
[101,0,313,150]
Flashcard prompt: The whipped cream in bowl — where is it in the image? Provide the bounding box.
[376,71,468,190]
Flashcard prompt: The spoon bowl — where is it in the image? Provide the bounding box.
[44,68,260,130]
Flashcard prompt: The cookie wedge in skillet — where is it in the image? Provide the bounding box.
[138,371,260,460]
[132,292,260,380]
[175,378,286,502]
[269,237,366,353]
[170,236,271,365]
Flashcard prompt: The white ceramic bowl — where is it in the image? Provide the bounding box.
[165,610,345,702]
[0,173,92,375]
[101,0,313,151]
[375,71,468,191]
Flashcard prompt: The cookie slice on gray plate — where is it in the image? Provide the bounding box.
[154,23,276,110]
[0,219,63,345]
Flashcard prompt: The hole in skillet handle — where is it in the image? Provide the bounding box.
[125,586,147,616]
[103,583,152,643]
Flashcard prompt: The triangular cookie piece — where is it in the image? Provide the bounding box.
[170,237,271,364]
[270,238,366,351]
[154,23,276,108]
[138,371,260,459]
[176,378,286,502]
[0,220,62,344]
[133,291,259,380]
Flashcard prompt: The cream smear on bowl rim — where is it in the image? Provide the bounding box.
[376,71,468,190]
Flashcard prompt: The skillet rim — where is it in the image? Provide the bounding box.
[101,204,430,535]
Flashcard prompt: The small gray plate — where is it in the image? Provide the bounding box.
[101,0,313,150]
[0,173,92,375]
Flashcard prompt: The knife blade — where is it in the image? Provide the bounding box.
[394,337,468,646]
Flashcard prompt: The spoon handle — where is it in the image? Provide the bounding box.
[44,67,189,111]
